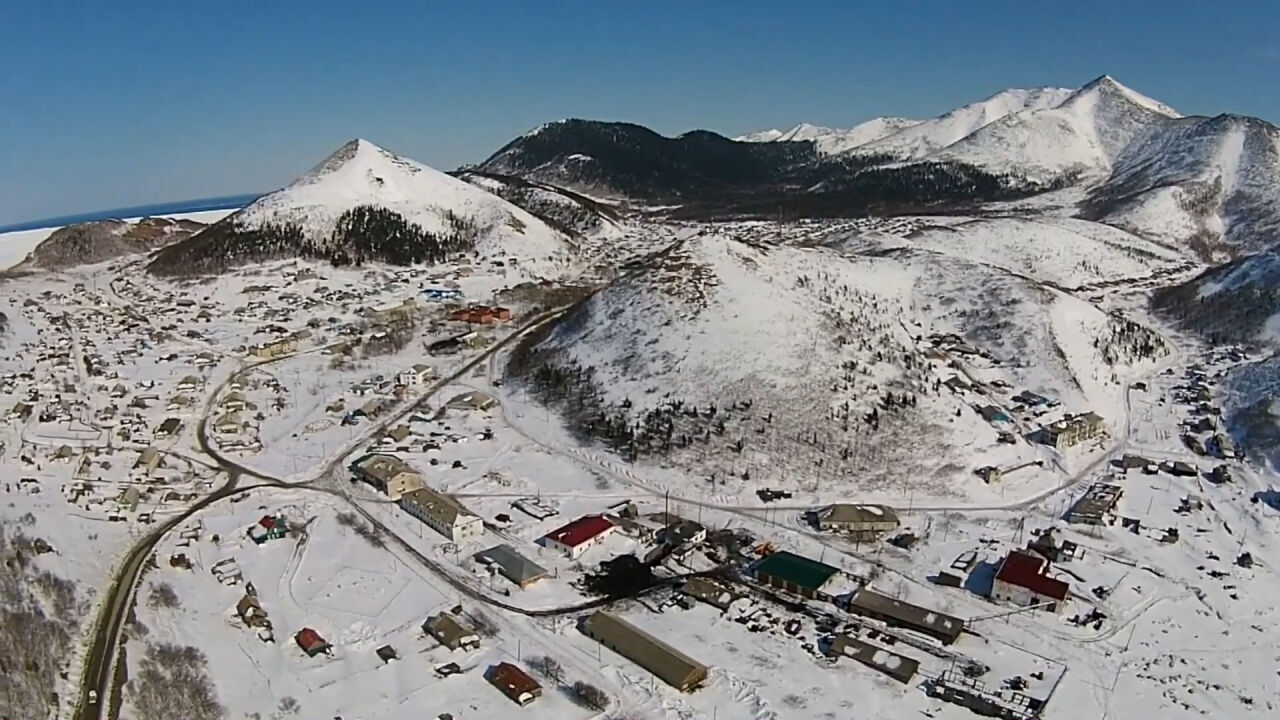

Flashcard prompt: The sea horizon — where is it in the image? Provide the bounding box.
[0,193,259,234]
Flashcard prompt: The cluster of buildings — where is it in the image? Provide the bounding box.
[450,305,512,325]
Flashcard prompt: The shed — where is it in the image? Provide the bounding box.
[295,628,330,657]
[581,612,707,692]
[376,645,398,663]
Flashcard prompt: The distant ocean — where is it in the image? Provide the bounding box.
[0,193,259,234]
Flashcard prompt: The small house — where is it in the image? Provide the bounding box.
[991,550,1069,612]
[295,628,331,657]
[812,503,899,538]
[424,613,480,651]
[486,662,542,706]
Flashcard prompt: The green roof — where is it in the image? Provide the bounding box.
[754,551,838,591]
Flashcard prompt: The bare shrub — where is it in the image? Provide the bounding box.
[0,523,77,718]
[127,643,223,720]
[527,655,565,685]
[147,582,181,610]
[571,681,609,711]
[335,511,384,548]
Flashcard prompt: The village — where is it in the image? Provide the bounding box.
[1,238,1277,720]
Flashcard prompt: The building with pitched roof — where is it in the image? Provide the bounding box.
[485,662,542,706]
[539,515,615,559]
[399,487,483,542]
[424,613,480,651]
[474,544,548,589]
[752,550,840,599]
[845,588,965,644]
[581,612,707,692]
[991,550,1069,612]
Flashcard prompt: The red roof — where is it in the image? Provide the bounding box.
[295,627,327,650]
[259,516,277,529]
[542,515,614,548]
[995,551,1069,600]
[487,661,541,699]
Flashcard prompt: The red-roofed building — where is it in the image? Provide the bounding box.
[992,550,1070,612]
[295,627,331,657]
[539,515,615,559]
[486,662,542,706]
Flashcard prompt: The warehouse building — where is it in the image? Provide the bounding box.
[581,612,708,692]
[845,588,965,645]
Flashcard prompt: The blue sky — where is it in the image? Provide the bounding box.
[2,0,1276,225]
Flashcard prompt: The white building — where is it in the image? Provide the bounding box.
[396,363,435,387]
[399,487,483,542]
[539,515,616,560]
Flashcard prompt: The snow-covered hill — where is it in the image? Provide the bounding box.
[149,139,570,275]
[508,233,1152,500]
[852,215,1187,290]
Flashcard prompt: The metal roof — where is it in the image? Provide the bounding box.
[474,544,549,587]
[754,551,839,592]
[582,612,708,692]
[542,515,614,548]
[995,551,1069,601]
[847,588,965,644]
[830,634,919,683]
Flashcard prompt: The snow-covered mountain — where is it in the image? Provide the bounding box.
[1092,113,1280,255]
[149,139,570,275]
[847,87,1078,159]
[932,76,1182,180]
[735,128,787,143]
[481,76,1280,264]
[15,216,207,270]
[736,118,923,154]
[735,77,1184,180]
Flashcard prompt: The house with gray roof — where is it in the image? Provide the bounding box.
[474,545,548,589]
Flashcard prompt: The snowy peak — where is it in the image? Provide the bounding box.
[735,128,785,142]
[736,118,923,153]
[1068,75,1181,118]
[775,123,839,142]
[148,138,571,275]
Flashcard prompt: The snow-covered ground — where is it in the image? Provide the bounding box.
[4,192,1280,720]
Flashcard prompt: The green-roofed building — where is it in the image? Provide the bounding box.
[753,550,839,599]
